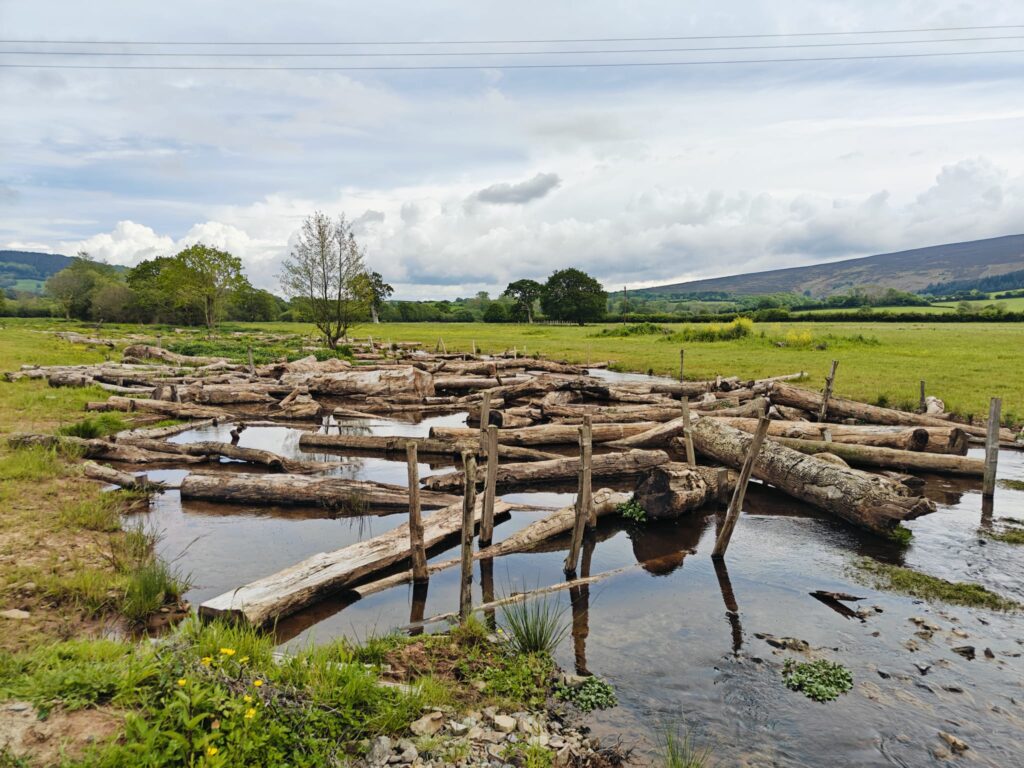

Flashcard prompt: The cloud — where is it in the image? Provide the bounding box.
[65,221,175,266]
[473,173,562,205]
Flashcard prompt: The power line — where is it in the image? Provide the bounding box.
[4,35,1023,57]
[2,48,1022,71]
[2,24,1024,46]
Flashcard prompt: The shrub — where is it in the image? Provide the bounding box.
[673,317,753,342]
[594,322,671,338]
[57,413,128,439]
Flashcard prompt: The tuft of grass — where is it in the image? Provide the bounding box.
[121,559,190,625]
[500,595,569,656]
[662,727,714,768]
[59,494,124,532]
[854,558,1019,610]
[887,526,913,546]
[56,413,128,439]
[782,658,853,703]
[0,445,63,482]
[554,675,617,713]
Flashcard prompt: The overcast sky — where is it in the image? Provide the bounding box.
[2,1,1023,298]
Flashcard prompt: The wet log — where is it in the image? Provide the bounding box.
[421,449,669,492]
[713,417,969,454]
[434,374,532,391]
[633,464,738,519]
[689,417,935,535]
[769,383,1015,441]
[435,358,584,376]
[429,422,658,446]
[82,461,166,491]
[296,367,435,398]
[179,473,460,511]
[572,383,678,405]
[122,344,228,366]
[199,497,515,626]
[92,396,229,420]
[114,419,214,442]
[603,415,693,449]
[297,433,561,462]
[542,397,766,425]
[772,437,985,477]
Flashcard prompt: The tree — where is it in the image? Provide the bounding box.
[483,302,509,323]
[279,212,368,349]
[163,244,246,330]
[229,286,280,322]
[540,268,607,325]
[503,279,543,323]
[44,252,119,320]
[353,270,394,324]
[90,283,138,323]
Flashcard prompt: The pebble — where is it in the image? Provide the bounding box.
[491,714,516,733]
[0,608,30,620]
[410,711,445,737]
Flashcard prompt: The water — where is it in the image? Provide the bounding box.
[126,376,1024,767]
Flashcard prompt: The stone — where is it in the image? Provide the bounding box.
[984,647,995,659]
[448,721,469,736]
[410,711,444,737]
[367,735,392,767]
[938,731,968,754]
[492,714,516,733]
[0,609,30,620]
[951,646,975,660]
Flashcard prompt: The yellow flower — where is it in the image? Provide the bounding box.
[201,657,213,666]
[206,746,219,757]
[239,656,249,663]
[177,678,187,687]
[243,694,253,703]
[244,708,256,720]
[219,648,236,657]
[252,679,263,687]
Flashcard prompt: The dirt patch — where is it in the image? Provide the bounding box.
[0,701,122,766]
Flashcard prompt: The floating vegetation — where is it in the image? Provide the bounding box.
[782,658,853,703]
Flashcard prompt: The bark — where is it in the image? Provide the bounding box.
[689,417,935,535]
[603,415,694,449]
[433,374,532,391]
[421,448,670,492]
[770,437,985,477]
[8,434,207,464]
[122,344,228,366]
[82,461,166,492]
[540,397,765,424]
[634,463,738,519]
[94,396,230,420]
[714,417,969,454]
[298,433,560,462]
[429,422,659,446]
[198,497,514,626]
[295,366,434,398]
[114,419,214,442]
[179,473,460,511]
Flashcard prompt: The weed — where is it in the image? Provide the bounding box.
[617,498,647,524]
[594,322,671,338]
[887,526,913,546]
[555,675,617,713]
[121,559,190,625]
[482,652,553,710]
[671,317,753,343]
[501,742,555,768]
[854,558,1019,610]
[663,727,714,768]
[56,413,128,439]
[782,658,853,702]
[500,595,569,655]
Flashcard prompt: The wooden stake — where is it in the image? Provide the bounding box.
[982,397,1002,498]
[480,425,498,546]
[246,346,255,376]
[818,360,839,423]
[715,468,731,503]
[156,333,162,349]
[679,349,685,382]
[459,451,477,620]
[712,416,771,558]
[479,391,492,431]
[681,399,696,467]
[472,339,476,356]
[564,417,593,575]
[581,415,595,528]
[406,443,428,582]
[919,380,926,412]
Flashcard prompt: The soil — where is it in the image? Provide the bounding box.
[0,701,122,766]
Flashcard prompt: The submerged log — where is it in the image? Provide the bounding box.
[179,473,460,511]
[421,449,669,492]
[633,464,738,519]
[430,422,658,446]
[689,417,935,535]
[714,417,969,454]
[199,497,515,626]
[770,437,985,477]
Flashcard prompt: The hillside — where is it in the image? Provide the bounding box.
[0,250,72,294]
[638,234,1024,297]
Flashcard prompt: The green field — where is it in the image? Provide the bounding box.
[1,318,1021,424]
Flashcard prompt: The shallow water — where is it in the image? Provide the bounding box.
[127,375,1024,767]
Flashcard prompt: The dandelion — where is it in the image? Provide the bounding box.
[201,656,213,666]
[243,694,253,703]
[219,648,236,657]
[253,679,263,687]
[177,678,187,687]
[244,708,256,720]
[206,746,219,757]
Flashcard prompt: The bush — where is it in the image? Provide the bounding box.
[483,303,509,323]
[673,317,753,342]
[594,322,671,338]
[57,413,128,439]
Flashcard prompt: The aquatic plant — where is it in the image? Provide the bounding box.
[854,558,1019,610]
[662,726,714,768]
[555,676,617,713]
[782,658,853,703]
[617,498,647,524]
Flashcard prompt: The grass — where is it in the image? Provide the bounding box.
[500,594,569,655]
[56,413,129,439]
[1000,479,1024,492]
[662,727,714,768]
[854,558,1020,610]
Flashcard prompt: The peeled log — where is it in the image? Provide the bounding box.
[634,463,738,519]
[122,344,228,366]
[298,366,434,398]
[95,396,229,420]
[179,473,460,512]
[689,417,935,535]
[199,497,515,626]
[430,422,658,446]
[770,437,984,477]
[603,415,693,449]
[82,461,166,491]
[714,417,968,455]
[542,397,766,424]
[422,449,669,492]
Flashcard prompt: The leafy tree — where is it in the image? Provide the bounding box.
[540,268,607,325]
[229,286,280,322]
[163,244,246,329]
[89,283,138,323]
[279,212,368,349]
[483,302,509,323]
[503,279,543,323]
[44,252,120,320]
[353,270,394,324]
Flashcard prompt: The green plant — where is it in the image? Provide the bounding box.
[56,413,128,439]
[854,558,1019,610]
[0,445,62,482]
[617,498,647,524]
[481,652,553,710]
[501,741,555,768]
[554,675,617,713]
[500,595,569,655]
[782,658,853,702]
[662,727,714,768]
[121,559,190,625]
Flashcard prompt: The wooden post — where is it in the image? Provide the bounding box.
[581,415,594,528]
[982,397,1002,498]
[712,416,771,558]
[156,333,162,349]
[472,339,476,356]
[479,391,492,431]
[715,468,731,503]
[406,443,428,582]
[246,346,255,375]
[919,380,926,412]
[818,360,839,424]
[459,451,477,620]
[679,349,685,383]
[681,399,696,467]
[440,337,447,354]
[480,425,498,546]
[563,418,592,575]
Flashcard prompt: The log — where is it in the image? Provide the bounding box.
[769,437,985,477]
[199,497,515,626]
[297,367,434,398]
[633,464,738,519]
[114,419,214,442]
[434,374,531,391]
[430,422,658,446]
[179,441,332,473]
[82,461,167,491]
[603,415,693,449]
[7,434,208,464]
[96,396,230,420]
[712,417,969,454]
[179,473,460,511]
[769,383,1015,441]
[421,449,670,492]
[689,418,935,535]
[122,344,228,366]
[297,433,561,462]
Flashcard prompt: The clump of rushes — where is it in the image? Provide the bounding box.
[56,412,129,439]
[782,658,853,702]
[663,726,714,768]
[500,595,569,655]
[855,558,1020,610]
[555,676,617,713]
[617,498,647,524]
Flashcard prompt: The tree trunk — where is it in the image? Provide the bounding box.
[769,437,985,477]
[298,432,560,462]
[430,422,658,446]
[634,463,737,519]
[713,417,969,454]
[689,417,935,535]
[297,367,434,398]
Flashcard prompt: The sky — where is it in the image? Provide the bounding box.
[2,1,1024,299]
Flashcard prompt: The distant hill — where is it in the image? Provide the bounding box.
[637,235,1024,297]
[0,250,73,294]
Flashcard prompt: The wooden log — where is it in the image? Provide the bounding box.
[429,422,658,446]
[712,417,968,454]
[983,397,1002,497]
[8,434,208,464]
[300,366,435,398]
[114,419,213,442]
[769,383,1015,441]
[178,441,331,473]
[769,437,985,477]
[542,397,766,424]
[298,432,561,462]
[690,417,935,536]
[434,374,531,391]
[603,414,693,450]
[82,461,167,491]
[99,396,229,420]
[421,449,669,492]
[179,473,460,511]
[199,496,516,626]
[123,344,229,366]
[712,416,772,557]
[634,463,737,519]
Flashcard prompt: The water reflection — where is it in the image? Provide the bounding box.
[629,515,706,576]
[711,556,743,655]
[569,535,595,675]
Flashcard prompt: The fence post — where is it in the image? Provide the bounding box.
[480,425,499,547]
[681,398,696,467]
[919,380,926,412]
[479,391,492,431]
[564,417,592,574]
[406,443,428,582]
[459,451,477,620]
[982,397,1002,498]
[679,349,685,382]
[712,416,771,558]
[818,360,839,423]
[246,346,255,376]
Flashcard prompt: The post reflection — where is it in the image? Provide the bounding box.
[712,556,743,655]
[479,557,496,630]
[569,535,595,675]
